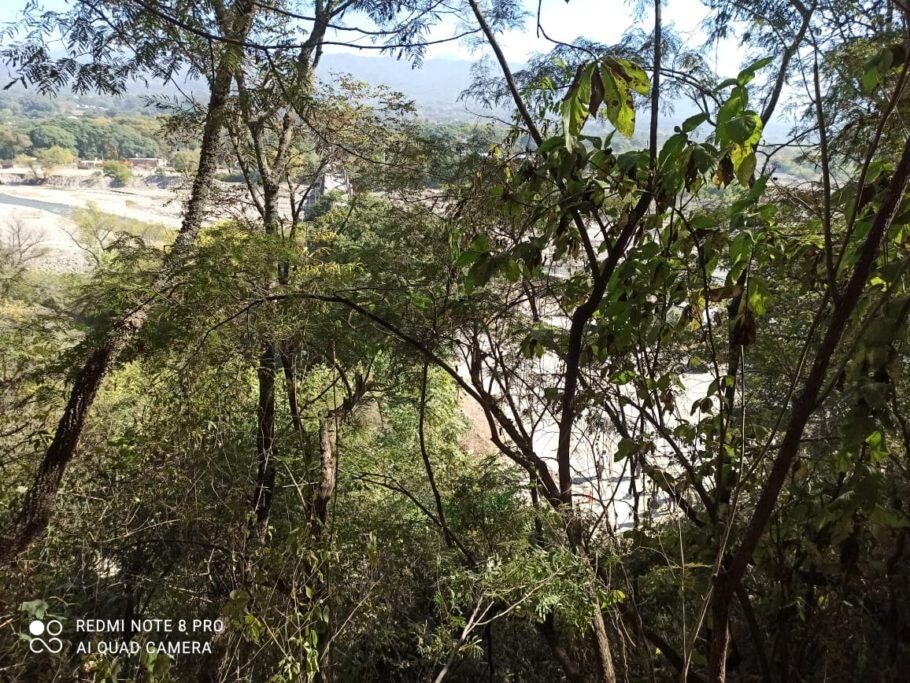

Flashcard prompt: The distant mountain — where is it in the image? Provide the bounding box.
[317,53,496,123]
[1,50,795,139]
[314,54,703,136]
[0,53,491,123]
[315,53,796,140]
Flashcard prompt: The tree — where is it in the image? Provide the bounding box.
[0,125,30,159]
[102,160,132,186]
[217,17,454,677]
[3,1,910,681]
[0,0,476,569]
[0,218,46,296]
[32,145,74,177]
[27,124,76,152]
[169,149,199,173]
[275,1,910,679]
[0,0,259,564]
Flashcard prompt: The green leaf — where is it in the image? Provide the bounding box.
[455,250,478,267]
[659,133,688,166]
[609,58,650,95]
[601,69,635,137]
[729,231,754,264]
[745,276,770,316]
[861,67,880,93]
[737,57,774,85]
[468,234,492,252]
[735,150,756,185]
[721,114,759,146]
[861,45,905,92]
[504,257,521,282]
[615,437,639,461]
[537,135,564,155]
[513,241,543,270]
[20,599,49,620]
[681,112,709,133]
[561,63,595,148]
[466,253,497,291]
[690,214,716,230]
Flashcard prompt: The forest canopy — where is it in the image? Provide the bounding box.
[1,0,910,681]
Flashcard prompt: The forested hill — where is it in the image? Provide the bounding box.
[0,55,484,122]
[2,51,797,148]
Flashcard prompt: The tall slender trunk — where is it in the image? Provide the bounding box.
[252,342,277,538]
[282,348,305,438]
[0,1,256,564]
[311,417,339,535]
[536,612,587,683]
[591,601,618,683]
[648,0,661,169]
[703,12,815,676]
[249,176,281,535]
[301,369,367,682]
[310,415,339,683]
[279,349,341,682]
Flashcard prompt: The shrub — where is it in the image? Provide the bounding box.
[169,149,200,173]
[102,160,132,186]
[32,146,75,179]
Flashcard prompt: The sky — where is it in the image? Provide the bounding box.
[334,0,743,77]
[0,0,744,74]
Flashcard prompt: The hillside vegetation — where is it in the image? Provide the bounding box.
[0,1,908,682]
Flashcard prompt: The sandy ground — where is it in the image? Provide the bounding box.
[0,168,185,273]
[0,167,184,226]
[0,203,89,273]
[1,183,183,227]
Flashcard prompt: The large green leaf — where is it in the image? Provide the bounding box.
[600,68,635,137]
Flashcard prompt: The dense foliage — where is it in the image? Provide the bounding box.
[2,0,910,681]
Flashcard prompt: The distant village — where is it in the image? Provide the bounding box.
[75,157,168,171]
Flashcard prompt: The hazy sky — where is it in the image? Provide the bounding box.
[0,0,743,74]
[356,0,742,77]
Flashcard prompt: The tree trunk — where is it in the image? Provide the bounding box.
[311,417,339,534]
[708,575,732,682]
[309,416,339,683]
[0,1,257,565]
[251,181,280,536]
[591,602,618,683]
[537,613,587,683]
[251,342,277,538]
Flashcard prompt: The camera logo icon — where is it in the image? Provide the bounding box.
[28,619,64,654]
